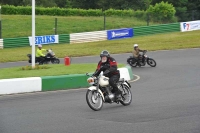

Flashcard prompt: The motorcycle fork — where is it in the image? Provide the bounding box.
[94,80,101,99]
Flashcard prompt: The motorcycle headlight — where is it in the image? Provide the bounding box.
[87,77,95,85]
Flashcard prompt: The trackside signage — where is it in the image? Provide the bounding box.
[29,35,59,46]
[180,20,200,32]
[107,28,133,40]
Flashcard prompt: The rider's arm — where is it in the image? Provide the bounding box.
[36,49,46,57]
[132,50,139,57]
[93,61,102,76]
[42,49,47,52]
[139,49,146,52]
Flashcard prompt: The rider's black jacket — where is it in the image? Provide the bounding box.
[93,57,120,77]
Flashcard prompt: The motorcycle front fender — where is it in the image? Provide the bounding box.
[124,81,131,88]
[88,86,105,101]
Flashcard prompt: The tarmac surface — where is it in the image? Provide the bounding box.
[0,49,200,133]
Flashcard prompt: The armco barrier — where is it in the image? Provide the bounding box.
[0,77,42,95]
[134,23,180,37]
[3,37,29,48]
[0,39,3,49]
[70,30,107,44]
[59,34,70,44]
[2,23,181,49]
[41,66,133,92]
[41,74,89,91]
[0,66,133,95]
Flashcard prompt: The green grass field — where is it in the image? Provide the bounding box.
[0,64,125,79]
[0,30,200,63]
[0,30,200,79]
[1,15,150,38]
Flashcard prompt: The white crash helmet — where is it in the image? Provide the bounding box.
[38,44,42,48]
[133,44,138,48]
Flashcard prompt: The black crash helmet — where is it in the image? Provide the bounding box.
[100,50,110,57]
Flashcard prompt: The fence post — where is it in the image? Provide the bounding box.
[147,13,150,26]
[104,12,106,30]
[55,18,58,35]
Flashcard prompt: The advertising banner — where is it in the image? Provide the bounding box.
[180,20,200,32]
[107,28,133,40]
[29,35,59,46]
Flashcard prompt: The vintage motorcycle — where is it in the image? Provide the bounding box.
[27,49,60,65]
[86,73,132,111]
[127,51,156,67]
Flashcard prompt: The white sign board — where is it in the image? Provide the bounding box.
[180,20,200,32]
[29,35,59,46]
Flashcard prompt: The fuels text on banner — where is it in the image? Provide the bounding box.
[180,20,200,32]
[107,28,133,40]
[29,35,59,46]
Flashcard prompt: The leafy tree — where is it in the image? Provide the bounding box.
[151,0,188,21]
[147,1,176,22]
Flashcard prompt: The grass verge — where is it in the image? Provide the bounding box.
[2,15,151,38]
[0,64,125,79]
[0,30,200,63]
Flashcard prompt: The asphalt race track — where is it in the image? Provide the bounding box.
[0,49,200,133]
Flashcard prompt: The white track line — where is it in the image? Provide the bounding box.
[129,74,140,83]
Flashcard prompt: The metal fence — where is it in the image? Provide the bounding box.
[1,10,199,39]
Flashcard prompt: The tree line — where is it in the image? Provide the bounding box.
[0,0,199,21]
[0,0,199,11]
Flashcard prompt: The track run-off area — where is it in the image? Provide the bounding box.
[0,48,200,133]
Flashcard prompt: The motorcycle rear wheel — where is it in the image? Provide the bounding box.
[86,90,103,111]
[120,84,132,106]
[127,58,137,67]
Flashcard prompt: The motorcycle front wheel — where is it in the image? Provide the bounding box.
[120,84,132,106]
[86,90,103,111]
[127,58,137,67]
[147,58,156,67]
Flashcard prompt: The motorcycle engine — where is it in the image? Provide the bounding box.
[104,86,115,103]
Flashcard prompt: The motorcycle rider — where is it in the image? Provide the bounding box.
[93,50,122,100]
[132,44,146,66]
[36,44,47,64]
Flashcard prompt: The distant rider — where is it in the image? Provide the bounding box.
[36,44,47,64]
[93,50,122,100]
[132,44,146,66]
